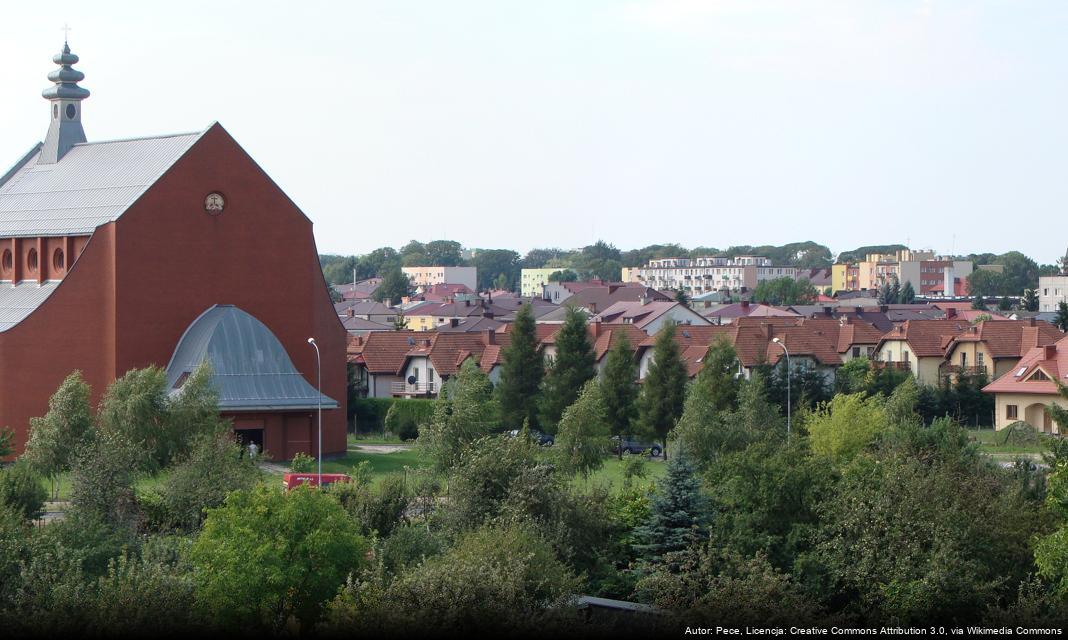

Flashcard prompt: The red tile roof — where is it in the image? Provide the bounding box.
[347,331,421,374]
[984,335,1068,395]
[875,319,972,358]
[946,320,1064,360]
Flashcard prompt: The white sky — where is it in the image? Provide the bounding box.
[1,1,1066,263]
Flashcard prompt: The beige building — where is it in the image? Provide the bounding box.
[873,319,971,384]
[941,319,1064,382]
[402,266,477,291]
[1039,275,1068,312]
[984,337,1068,432]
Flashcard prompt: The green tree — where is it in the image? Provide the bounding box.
[496,304,544,430]
[554,380,611,480]
[671,338,742,468]
[141,432,261,533]
[322,524,580,634]
[633,454,707,563]
[0,462,48,520]
[834,357,871,395]
[1023,288,1040,312]
[68,429,141,528]
[372,265,411,305]
[539,306,596,430]
[189,485,368,633]
[967,269,1006,301]
[418,359,496,472]
[0,428,13,459]
[637,322,688,458]
[752,277,817,305]
[806,392,887,463]
[547,268,578,283]
[96,363,226,472]
[424,240,464,267]
[1056,301,1068,332]
[471,249,520,291]
[600,334,638,452]
[899,281,916,304]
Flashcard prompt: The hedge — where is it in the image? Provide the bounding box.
[352,398,435,439]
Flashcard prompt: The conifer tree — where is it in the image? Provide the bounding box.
[539,306,596,431]
[554,380,611,480]
[637,322,688,458]
[601,333,638,456]
[899,281,916,304]
[671,337,741,467]
[497,304,543,430]
[633,453,707,562]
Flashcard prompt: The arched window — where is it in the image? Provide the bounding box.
[1,249,11,274]
[27,248,38,273]
[53,248,65,271]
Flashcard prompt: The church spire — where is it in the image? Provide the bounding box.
[40,41,90,164]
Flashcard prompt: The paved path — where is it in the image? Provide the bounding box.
[350,444,412,453]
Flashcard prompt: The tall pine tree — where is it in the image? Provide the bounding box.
[497,303,544,430]
[601,333,638,457]
[539,306,596,431]
[638,322,688,458]
[899,281,916,304]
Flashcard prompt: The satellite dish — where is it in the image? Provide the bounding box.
[407,375,417,385]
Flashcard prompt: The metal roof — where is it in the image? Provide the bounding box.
[165,305,338,412]
[0,130,205,237]
[0,281,59,331]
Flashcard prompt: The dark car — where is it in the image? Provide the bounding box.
[506,428,555,447]
[613,436,662,457]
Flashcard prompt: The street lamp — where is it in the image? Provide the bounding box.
[771,337,791,435]
[307,337,322,486]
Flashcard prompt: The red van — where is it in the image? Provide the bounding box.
[282,473,352,490]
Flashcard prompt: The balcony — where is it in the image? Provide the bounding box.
[391,382,436,397]
[940,365,988,378]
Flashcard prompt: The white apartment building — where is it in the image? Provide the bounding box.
[401,266,478,291]
[1040,275,1068,312]
[633,256,797,295]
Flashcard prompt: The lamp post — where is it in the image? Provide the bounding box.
[307,337,322,486]
[772,337,791,435]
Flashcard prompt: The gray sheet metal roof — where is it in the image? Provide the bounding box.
[0,281,59,330]
[166,305,338,412]
[0,130,205,237]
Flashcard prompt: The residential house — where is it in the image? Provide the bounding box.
[702,300,800,325]
[334,278,382,301]
[595,300,712,334]
[984,335,1068,432]
[402,299,510,332]
[941,319,1063,382]
[872,319,973,384]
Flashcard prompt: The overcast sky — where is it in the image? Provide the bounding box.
[1,1,1066,263]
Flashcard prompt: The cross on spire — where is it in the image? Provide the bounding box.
[61,23,72,44]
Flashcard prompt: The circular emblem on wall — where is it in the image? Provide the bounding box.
[204,192,226,215]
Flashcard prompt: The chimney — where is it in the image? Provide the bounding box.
[348,308,355,318]
[741,300,750,310]
[823,306,833,316]
[1045,345,1057,361]
[761,323,773,340]
[854,306,862,314]
[639,294,649,306]
[589,302,597,314]
[464,299,470,307]
[1029,317,1037,327]
[483,329,495,345]
[946,308,957,320]
[703,300,711,309]
[592,321,602,337]
[879,305,888,313]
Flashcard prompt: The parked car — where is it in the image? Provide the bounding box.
[506,428,555,447]
[282,473,352,491]
[612,436,662,457]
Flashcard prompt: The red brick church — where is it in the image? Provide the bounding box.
[0,43,347,459]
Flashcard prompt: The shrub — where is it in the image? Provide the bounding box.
[290,452,315,473]
[0,462,48,520]
[352,398,434,436]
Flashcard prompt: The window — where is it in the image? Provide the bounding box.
[852,347,861,358]
[1006,405,1018,420]
[27,248,37,273]
[977,352,984,368]
[53,248,64,271]
[1,249,10,273]
[902,350,909,363]
[1030,369,1050,381]
[961,352,967,368]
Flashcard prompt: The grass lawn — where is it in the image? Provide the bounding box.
[347,433,408,446]
[573,455,667,492]
[967,427,1052,457]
